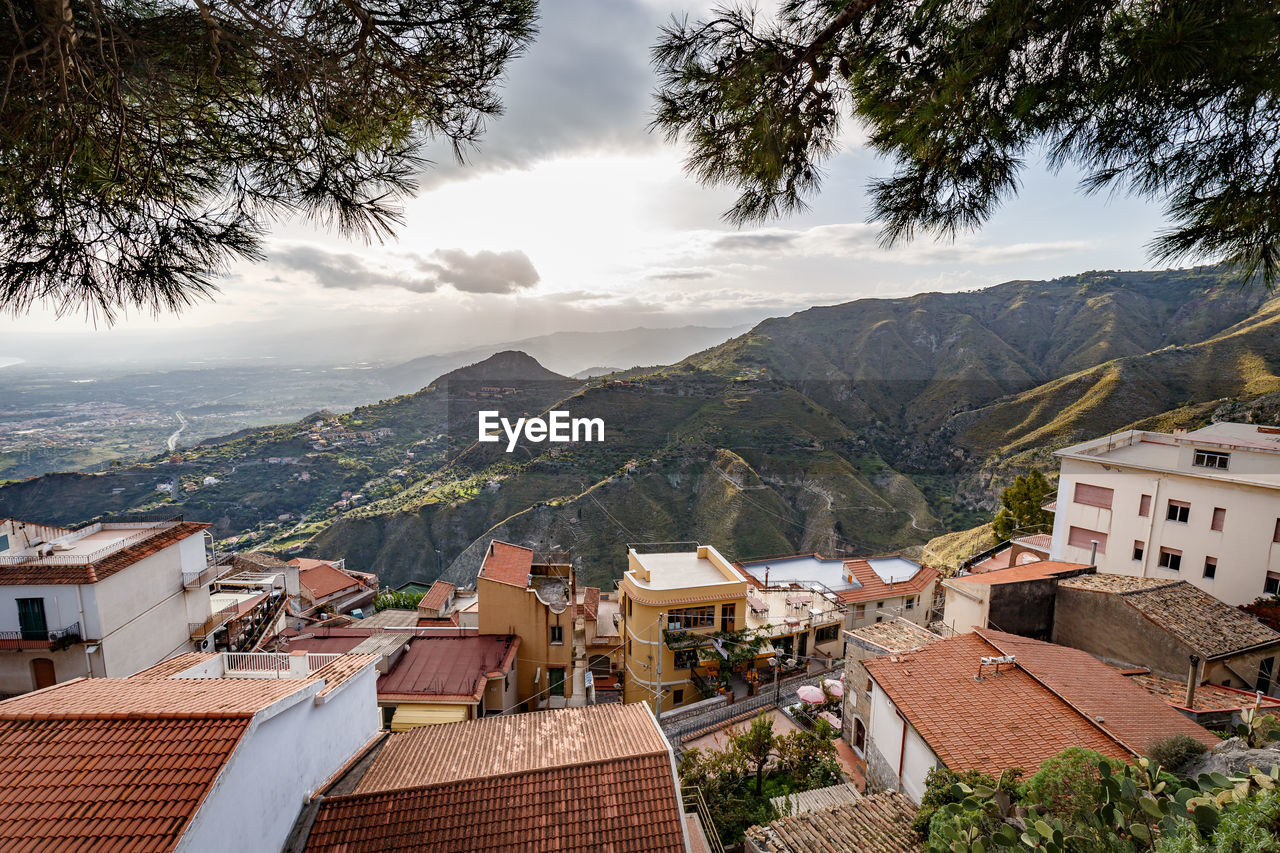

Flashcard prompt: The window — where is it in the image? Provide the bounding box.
[816,625,839,643]
[627,598,632,618]
[1139,494,1152,517]
[667,606,715,630]
[905,596,915,611]
[1266,572,1280,597]
[549,625,564,645]
[1166,500,1190,523]
[1211,507,1226,531]
[854,604,866,620]
[1073,482,1115,509]
[1193,449,1230,469]
[1259,658,1275,695]
[1203,557,1217,579]
[16,598,47,642]
[1158,547,1182,571]
[875,616,883,623]
[875,601,884,610]
[1133,541,1145,561]
[549,667,565,697]
[1067,526,1108,554]
[674,649,699,669]
[1274,519,1280,543]
[673,689,684,705]
[721,603,736,633]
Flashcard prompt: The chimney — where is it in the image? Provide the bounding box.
[1089,540,1099,567]
[1184,654,1200,708]
[289,649,310,679]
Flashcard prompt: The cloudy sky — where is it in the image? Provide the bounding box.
[3,0,1178,365]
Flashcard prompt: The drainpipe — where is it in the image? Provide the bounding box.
[895,708,909,794]
[1089,540,1098,568]
[1185,654,1200,708]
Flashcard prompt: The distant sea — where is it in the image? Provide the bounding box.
[0,357,22,369]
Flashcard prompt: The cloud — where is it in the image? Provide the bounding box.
[272,245,539,295]
[645,268,716,281]
[710,231,800,252]
[417,249,541,294]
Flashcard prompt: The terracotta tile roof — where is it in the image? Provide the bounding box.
[478,540,533,587]
[354,703,669,793]
[312,654,381,698]
[1058,575,1280,658]
[417,580,455,613]
[837,560,938,604]
[0,522,208,585]
[295,560,363,600]
[304,752,684,853]
[1012,533,1054,551]
[578,586,600,621]
[953,561,1091,586]
[845,618,941,654]
[0,677,313,720]
[974,629,1220,751]
[355,609,422,630]
[745,791,920,853]
[130,653,216,679]
[1122,670,1280,713]
[231,551,290,572]
[377,636,519,703]
[869,633,1133,770]
[0,715,248,852]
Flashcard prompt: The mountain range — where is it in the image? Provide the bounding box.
[4,266,1279,590]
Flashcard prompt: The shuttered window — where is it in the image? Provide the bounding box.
[1211,507,1226,531]
[1067,526,1107,554]
[1139,495,1152,517]
[1073,483,1114,509]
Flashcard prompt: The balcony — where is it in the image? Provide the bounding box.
[222,652,342,678]
[183,563,232,590]
[189,602,239,641]
[0,621,82,652]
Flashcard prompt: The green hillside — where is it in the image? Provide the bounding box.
[4,265,1279,589]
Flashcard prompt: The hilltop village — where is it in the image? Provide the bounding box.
[2,420,1280,852]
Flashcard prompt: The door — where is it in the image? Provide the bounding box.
[549,667,565,697]
[853,717,866,752]
[31,658,56,690]
[17,598,47,641]
[797,632,808,658]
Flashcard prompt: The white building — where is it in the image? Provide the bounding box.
[0,650,380,852]
[0,517,224,694]
[1049,423,1280,605]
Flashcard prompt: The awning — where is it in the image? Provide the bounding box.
[389,702,469,731]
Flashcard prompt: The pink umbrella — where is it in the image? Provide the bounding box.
[824,678,844,698]
[796,684,824,704]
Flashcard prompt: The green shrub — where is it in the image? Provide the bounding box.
[1145,734,1208,774]
[373,589,425,611]
[913,767,1021,836]
[1155,787,1280,852]
[1025,747,1123,826]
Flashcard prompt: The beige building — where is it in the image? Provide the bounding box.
[0,517,218,694]
[1050,423,1280,605]
[620,544,749,711]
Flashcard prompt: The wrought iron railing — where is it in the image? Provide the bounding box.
[0,621,82,650]
[680,786,726,853]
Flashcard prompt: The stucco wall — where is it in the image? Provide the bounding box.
[865,680,939,803]
[988,579,1059,640]
[1052,587,1193,679]
[478,577,572,709]
[177,664,380,853]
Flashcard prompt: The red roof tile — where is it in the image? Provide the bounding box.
[376,636,519,704]
[295,560,363,600]
[479,540,533,587]
[417,580,455,613]
[0,677,312,720]
[579,587,600,621]
[745,791,919,853]
[0,716,247,853]
[304,753,685,853]
[836,560,938,604]
[953,561,1091,585]
[0,522,208,585]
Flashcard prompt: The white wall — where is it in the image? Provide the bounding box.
[176,663,381,853]
[941,583,988,634]
[867,680,940,804]
[1052,457,1280,605]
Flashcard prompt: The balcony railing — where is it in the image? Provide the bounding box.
[189,602,240,641]
[183,563,232,589]
[222,651,342,678]
[0,621,82,651]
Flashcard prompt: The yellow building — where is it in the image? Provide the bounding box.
[476,540,577,710]
[619,544,749,711]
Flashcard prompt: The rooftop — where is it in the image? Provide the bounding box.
[377,636,519,703]
[1121,670,1280,713]
[628,545,744,590]
[952,561,1092,586]
[1056,424,1280,489]
[353,609,423,630]
[864,629,1216,775]
[836,559,937,604]
[0,520,208,585]
[417,580,455,612]
[303,703,684,853]
[478,540,534,587]
[1058,575,1280,658]
[737,553,924,593]
[745,791,919,853]
[844,618,941,654]
[294,559,364,600]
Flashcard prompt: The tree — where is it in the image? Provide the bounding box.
[652,1,1280,286]
[730,712,779,795]
[0,0,537,320]
[991,469,1053,541]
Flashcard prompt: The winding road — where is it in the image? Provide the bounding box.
[167,411,188,452]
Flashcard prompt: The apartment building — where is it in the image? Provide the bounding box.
[1049,423,1280,605]
[620,544,749,711]
[0,649,380,852]
[0,516,220,694]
